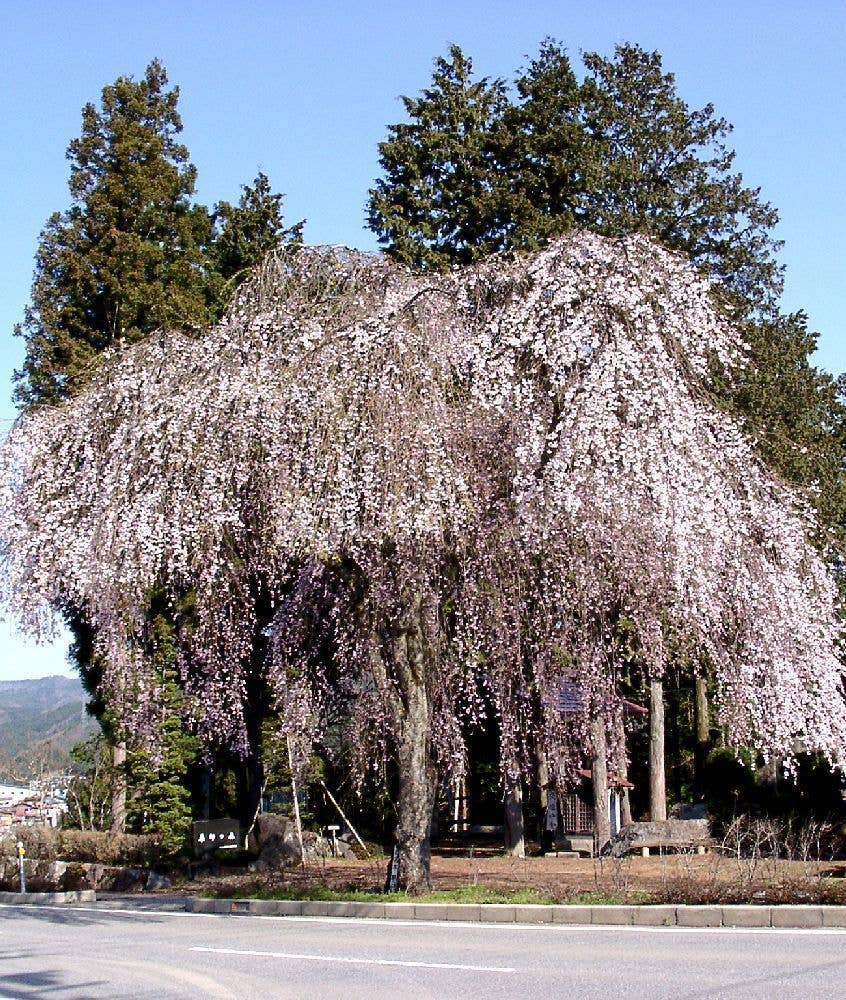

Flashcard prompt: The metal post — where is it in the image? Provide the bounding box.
[17,840,26,894]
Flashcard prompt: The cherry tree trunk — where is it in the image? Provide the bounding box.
[649,678,667,822]
[392,593,436,894]
[591,715,611,853]
[110,740,127,834]
[503,779,525,857]
[694,674,710,798]
[536,754,556,853]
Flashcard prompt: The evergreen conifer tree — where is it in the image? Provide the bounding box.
[14,59,214,407]
[212,171,303,292]
[367,45,512,270]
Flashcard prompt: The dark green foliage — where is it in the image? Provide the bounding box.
[369,40,781,312]
[211,171,303,302]
[577,43,781,315]
[504,41,586,250]
[703,747,846,827]
[122,595,199,855]
[733,313,846,548]
[701,748,756,823]
[367,45,512,270]
[126,676,197,856]
[14,60,215,406]
[65,593,199,853]
[14,62,300,408]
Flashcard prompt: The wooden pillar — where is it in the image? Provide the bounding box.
[615,708,633,827]
[669,673,682,803]
[458,774,469,832]
[649,678,667,822]
[537,753,556,852]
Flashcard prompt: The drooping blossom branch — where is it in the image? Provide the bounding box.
[0,233,842,792]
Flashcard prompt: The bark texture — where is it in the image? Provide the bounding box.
[391,592,436,893]
[615,708,633,827]
[591,714,611,852]
[694,674,710,797]
[110,740,127,834]
[503,780,525,857]
[649,677,667,821]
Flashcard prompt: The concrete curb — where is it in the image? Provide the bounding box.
[0,890,96,904]
[182,897,846,929]
[5,890,843,929]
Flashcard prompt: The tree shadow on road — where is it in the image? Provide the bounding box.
[0,948,106,997]
[0,903,181,926]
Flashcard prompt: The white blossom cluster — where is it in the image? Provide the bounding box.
[0,232,842,776]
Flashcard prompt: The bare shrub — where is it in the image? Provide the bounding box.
[1,828,162,867]
[57,830,162,866]
[0,826,60,860]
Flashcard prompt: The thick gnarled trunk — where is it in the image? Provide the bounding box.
[391,592,436,894]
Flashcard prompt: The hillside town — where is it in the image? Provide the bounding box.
[0,780,67,830]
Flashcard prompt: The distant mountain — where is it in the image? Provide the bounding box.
[0,675,96,782]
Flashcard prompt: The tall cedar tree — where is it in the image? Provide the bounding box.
[370,42,781,308]
[15,60,299,834]
[367,46,512,270]
[578,44,782,316]
[503,40,590,249]
[212,171,304,289]
[14,60,214,407]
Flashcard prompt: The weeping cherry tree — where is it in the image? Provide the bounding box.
[1,232,843,889]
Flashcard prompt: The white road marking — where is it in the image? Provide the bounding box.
[191,945,516,973]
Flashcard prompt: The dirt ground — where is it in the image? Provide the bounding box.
[183,850,846,905]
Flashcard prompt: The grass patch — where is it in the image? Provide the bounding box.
[203,882,641,906]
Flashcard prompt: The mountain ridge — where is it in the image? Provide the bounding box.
[0,674,96,782]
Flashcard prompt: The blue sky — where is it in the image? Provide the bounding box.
[1,0,843,680]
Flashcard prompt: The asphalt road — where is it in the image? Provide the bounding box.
[2,904,846,999]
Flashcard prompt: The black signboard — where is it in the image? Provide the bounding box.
[545,790,559,831]
[193,818,240,855]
